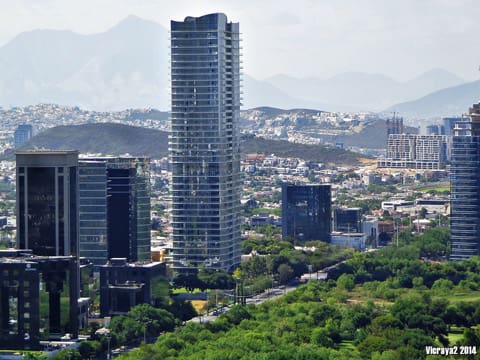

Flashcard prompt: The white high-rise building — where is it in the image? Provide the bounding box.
[378,134,448,169]
[170,13,242,272]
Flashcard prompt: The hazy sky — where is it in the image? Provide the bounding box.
[1,0,479,81]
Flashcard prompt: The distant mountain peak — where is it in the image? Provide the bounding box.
[407,68,464,83]
[386,79,480,118]
[110,14,160,29]
[0,15,169,111]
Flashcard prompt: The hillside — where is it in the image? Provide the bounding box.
[321,120,418,148]
[18,123,367,165]
[20,123,169,157]
[242,135,366,164]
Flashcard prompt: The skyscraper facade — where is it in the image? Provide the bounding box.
[282,184,331,242]
[78,157,151,265]
[14,124,33,148]
[16,150,79,257]
[170,13,242,271]
[386,116,404,137]
[378,134,448,169]
[443,117,462,136]
[450,103,480,260]
[334,207,362,233]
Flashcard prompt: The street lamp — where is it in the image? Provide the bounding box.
[106,334,111,360]
[143,320,152,344]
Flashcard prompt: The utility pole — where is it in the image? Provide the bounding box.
[106,334,111,360]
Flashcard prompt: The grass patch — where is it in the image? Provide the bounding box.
[339,340,357,351]
[251,207,281,216]
[448,327,464,345]
[347,285,395,306]
[441,291,480,303]
[414,182,450,193]
[171,287,204,294]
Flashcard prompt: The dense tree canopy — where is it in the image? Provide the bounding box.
[52,228,480,360]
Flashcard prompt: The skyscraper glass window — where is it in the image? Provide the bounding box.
[78,157,151,265]
[16,151,79,257]
[450,104,480,260]
[170,13,242,271]
[14,124,33,148]
[282,184,331,242]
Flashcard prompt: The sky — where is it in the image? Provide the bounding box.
[1,0,479,82]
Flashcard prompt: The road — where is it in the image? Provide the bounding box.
[188,284,299,324]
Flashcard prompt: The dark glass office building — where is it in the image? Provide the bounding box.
[282,184,331,242]
[99,258,167,317]
[78,157,150,265]
[334,207,362,233]
[170,13,242,271]
[16,151,79,257]
[450,103,480,260]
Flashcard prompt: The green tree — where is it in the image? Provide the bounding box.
[109,304,175,345]
[310,327,334,347]
[77,340,101,359]
[23,354,47,360]
[224,305,251,325]
[431,278,454,294]
[463,327,480,346]
[174,272,206,292]
[337,274,355,291]
[412,276,424,289]
[277,263,294,284]
[169,299,197,322]
[419,207,427,219]
[198,269,235,289]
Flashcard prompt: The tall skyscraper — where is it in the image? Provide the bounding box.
[170,13,242,271]
[78,157,151,265]
[14,151,80,346]
[16,150,79,256]
[450,104,480,260]
[282,184,331,242]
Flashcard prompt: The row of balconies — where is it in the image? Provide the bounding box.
[171,229,239,239]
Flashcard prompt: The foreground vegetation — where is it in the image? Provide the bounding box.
[43,228,480,359]
[119,228,480,360]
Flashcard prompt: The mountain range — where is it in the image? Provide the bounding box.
[0,16,169,110]
[265,69,466,112]
[0,15,477,116]
[386,80,480,118]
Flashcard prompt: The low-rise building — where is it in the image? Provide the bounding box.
[99,258,167,317]
[330,232,366,251]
